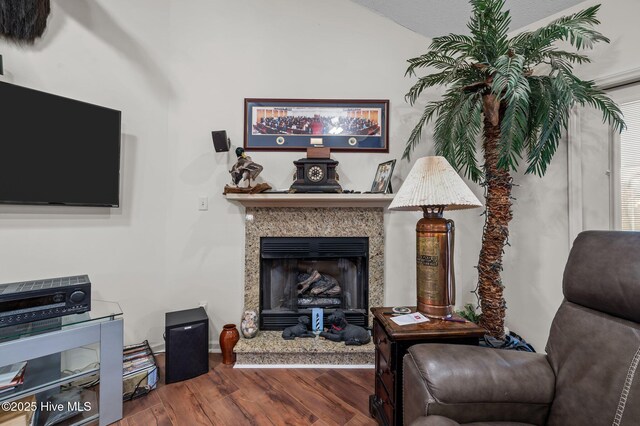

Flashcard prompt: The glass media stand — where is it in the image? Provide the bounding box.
[0,300,123,426]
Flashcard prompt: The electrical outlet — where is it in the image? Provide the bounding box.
[199,301,208,311]
[198,196,208,211]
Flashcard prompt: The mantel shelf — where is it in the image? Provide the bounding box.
[224,192,395,208]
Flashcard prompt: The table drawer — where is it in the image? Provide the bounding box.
[373,319,392,364]
[375,375,394,425]
[376,348,395,404]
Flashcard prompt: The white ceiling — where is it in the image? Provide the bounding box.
[350,0,586,38]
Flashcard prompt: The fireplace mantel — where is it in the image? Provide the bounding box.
[225,193,394,208]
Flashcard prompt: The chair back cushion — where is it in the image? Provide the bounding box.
[563,231,640,323]
[545,302,640,425]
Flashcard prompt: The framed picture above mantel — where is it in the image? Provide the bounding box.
[244,98,389,152]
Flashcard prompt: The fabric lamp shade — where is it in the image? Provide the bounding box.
[389,156,482,211]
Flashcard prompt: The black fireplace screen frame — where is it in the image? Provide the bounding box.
[259,236,369,330]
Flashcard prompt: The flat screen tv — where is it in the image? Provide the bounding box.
[0,81,121,207]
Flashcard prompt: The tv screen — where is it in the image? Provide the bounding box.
[0,82,121,207]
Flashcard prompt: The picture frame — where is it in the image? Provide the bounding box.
[244,98,389,152]
[370,159,396,194]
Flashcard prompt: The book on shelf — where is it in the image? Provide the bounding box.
[0,362,27,394]
[0,362,26,385]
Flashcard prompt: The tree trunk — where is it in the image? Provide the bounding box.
[477,94,513,339]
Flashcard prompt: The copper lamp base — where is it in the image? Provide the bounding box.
[415,206,455,319]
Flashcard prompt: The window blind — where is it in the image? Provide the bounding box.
[620,101,640,231]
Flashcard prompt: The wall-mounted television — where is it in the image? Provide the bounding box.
[0,81,121,207]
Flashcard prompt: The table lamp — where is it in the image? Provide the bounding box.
[389,156,482,318]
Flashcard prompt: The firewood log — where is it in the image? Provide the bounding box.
[297,270,321,294]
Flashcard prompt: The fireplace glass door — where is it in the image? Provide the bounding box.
[260,237,368,330]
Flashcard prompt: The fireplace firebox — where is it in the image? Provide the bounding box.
[260,237,369,330]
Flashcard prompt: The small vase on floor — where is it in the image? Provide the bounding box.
[241,310,259,339]
[219,324,240,365]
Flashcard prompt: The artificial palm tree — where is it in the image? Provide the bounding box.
[403,0,625,339]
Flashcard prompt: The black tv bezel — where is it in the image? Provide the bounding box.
[0,82,122,208]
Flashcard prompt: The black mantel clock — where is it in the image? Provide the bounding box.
[289,148,342,193]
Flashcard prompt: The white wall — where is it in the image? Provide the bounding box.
[0,0,635,352]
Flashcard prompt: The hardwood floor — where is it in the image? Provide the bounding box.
[115,354,377,426]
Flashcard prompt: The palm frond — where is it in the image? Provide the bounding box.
[468,0,511,63]
[429,33,476,58]
[512,5,608,67]
[498,89,529,170]
[490,53,526,100]
[405,69,467,105]
[525,75,574,175]
[544,50,591,65]
[433,89,479,171]
[405,51,460,77]
[523,76,552,155]
[525,102,568,176]
[402,100,447,161]
[561,73,626,132]
[452,94,484,181]
[489,52,530,170]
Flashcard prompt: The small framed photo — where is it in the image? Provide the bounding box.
[244,98,389,152]
[370,160,396,194]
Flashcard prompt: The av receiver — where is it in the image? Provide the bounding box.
[0,275,91,327]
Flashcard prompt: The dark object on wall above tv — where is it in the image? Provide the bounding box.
[0,81,121,207]
[0,0,51,43]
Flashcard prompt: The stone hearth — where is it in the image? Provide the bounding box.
[228,196,389,366]
[234,331,374,366]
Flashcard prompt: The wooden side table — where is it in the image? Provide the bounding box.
[368,307,486,426]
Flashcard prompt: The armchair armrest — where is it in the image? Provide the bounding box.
[403,344,555,425]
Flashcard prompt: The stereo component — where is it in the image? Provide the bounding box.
[212,130,231,152]
[164,307,209,384]
[0,275,91,327]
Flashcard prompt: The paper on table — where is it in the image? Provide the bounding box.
[390,312,430,326]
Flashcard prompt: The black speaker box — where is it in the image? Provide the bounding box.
[164,307,209,384]
[212,130,230,152]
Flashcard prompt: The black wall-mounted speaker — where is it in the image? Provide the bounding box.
[164,307,209,384]
[212,130,230,152]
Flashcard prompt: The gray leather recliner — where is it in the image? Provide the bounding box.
[403,231,640,426]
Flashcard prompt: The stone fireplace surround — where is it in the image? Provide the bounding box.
[227,194,391,366]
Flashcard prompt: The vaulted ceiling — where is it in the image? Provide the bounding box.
[350,0,586,38]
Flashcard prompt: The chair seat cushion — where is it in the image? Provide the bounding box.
[409,415,536,426]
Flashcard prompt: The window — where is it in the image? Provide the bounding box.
[606,83,640,231]
[619,101,640,230]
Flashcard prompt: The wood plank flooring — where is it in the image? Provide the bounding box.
[115,354,376,426]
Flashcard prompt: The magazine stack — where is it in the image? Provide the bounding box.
[122,340,158,401]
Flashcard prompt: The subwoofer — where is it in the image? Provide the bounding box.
[164,307,209,384]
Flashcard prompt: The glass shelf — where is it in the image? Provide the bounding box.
[0,300,122,343]
[0,350,100,403]
[0,300,120,403]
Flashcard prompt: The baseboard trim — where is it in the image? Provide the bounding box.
[233,363,374,369]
